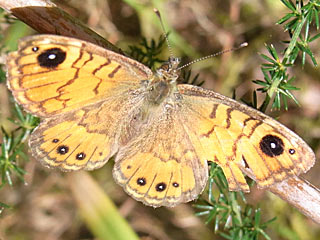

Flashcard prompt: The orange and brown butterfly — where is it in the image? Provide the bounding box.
[6,34,315,207]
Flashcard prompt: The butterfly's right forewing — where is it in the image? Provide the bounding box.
[178,84,315,191]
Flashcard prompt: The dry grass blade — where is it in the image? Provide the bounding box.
[67,172,139,240]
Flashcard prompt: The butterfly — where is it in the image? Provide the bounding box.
[6,34,315,207]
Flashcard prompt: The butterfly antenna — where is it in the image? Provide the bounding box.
[177,42,248,70]
[154,8,174,58]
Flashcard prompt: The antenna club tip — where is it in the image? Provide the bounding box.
[240,42,248,47]
[154,8,160,14]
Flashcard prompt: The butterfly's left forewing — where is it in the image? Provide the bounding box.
[7,35,153,171]
[177,84,315,191]
[7,35,152,117]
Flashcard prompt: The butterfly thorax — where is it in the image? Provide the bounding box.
[147,57,181,105]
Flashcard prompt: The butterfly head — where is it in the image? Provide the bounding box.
[146,57,181,105]
[156,56,181,83]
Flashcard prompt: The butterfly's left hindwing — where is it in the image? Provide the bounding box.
[177,84,315,191]
[29,93,144,171]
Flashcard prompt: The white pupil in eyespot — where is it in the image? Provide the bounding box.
[270,142,276,149]
[48,54,56,59]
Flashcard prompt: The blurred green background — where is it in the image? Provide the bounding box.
[0,0,320,239]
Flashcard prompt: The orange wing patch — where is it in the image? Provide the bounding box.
[7,35,152,117]
[30,108,114,171]
[178,84,315,192]
[29,92,144,171]
[113,108,208,207]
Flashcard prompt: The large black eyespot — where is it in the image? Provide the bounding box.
[260,135,284,157]
[155,182,167,192]
[57,145,69,155]
[137,177,146,186]
[37,48,66,68]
